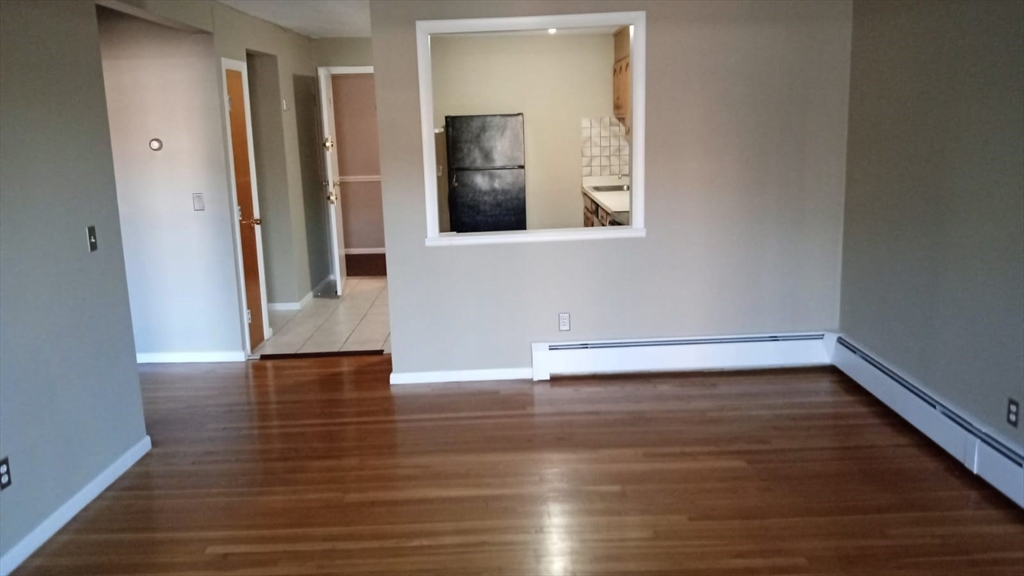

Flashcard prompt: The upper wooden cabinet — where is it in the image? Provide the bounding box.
[613,57,630,120]
[614,26,629,62]
[613,27,631,135]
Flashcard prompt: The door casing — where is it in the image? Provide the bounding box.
[221,58,271,355]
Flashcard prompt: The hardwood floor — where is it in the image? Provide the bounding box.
[15,358,1023,575]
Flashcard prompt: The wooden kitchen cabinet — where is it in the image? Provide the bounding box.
[582,190,627,227]
[613,57,630,120]
[613,27,631,135]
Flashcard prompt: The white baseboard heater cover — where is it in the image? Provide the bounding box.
[531,332,834,381]
[833,337,1024,507]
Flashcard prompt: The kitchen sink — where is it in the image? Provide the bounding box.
[590,185,630,192]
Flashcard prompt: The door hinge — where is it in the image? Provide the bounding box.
[246,309,252,324]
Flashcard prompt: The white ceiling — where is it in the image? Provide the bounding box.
[218,0,371,38]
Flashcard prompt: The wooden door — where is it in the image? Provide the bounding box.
[225,69,264,349]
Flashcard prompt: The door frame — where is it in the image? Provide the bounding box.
[317,65,374,295]
[221,58,272,355]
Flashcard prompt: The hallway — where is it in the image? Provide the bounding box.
[254,277,390,356]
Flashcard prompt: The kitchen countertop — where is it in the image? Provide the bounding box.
[582,176,631,214]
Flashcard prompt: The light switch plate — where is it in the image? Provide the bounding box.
[192,193,205,211]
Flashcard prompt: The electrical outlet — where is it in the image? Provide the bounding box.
[558,312,571,332]
[1008,398,1020,428]
[0,457,11,491]
[87,225,98,252]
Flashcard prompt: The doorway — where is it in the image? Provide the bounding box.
[222,59,272,353]
[320,66,386,278]
[245,66,390,357]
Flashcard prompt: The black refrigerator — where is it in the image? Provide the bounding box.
[445,113,526,232]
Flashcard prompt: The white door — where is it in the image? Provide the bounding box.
[317,68,346,296]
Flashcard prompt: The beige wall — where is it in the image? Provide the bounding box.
[312,37,373,68]
[0,0,147,557]
[99,9,245,355]
[104,1,326,304]
[371,0,852,374]
[211,3,320,302]
[432,33,614,229]
[841,0,1024,449]
[101,4,376,303]
[340,182,387,250]
[333,73,385,251]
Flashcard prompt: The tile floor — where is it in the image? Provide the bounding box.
[253,277,390,356]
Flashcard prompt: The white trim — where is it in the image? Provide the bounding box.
[221,58,272,354]
[426,226,646,247]
[832,337,1023,507]
[337,175,382,183]
[136,351,246,364]
[0,436,152,576]
[321,66,374,75]
[390,367,534,385]
[531,332,832,381]
[416,11,647,244]
[345,247,386,255]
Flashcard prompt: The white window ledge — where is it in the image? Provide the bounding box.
[424,226,646,247]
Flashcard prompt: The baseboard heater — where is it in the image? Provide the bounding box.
[531,332,833,381]
[833,337,1024,506]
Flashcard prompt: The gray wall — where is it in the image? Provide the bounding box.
[841,0,1024,450]
[293,74,332,289]
[99,10,245,357]
[248,52,299,303]
[212,3,321,303]
[371,0,852,374]
[0,0,147,556]
[311,37,373,68]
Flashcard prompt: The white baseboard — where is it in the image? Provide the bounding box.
[345,247,386,255]
[136,351,246,364]
[531,332,832,380]
[390,367,533,385]
[833,337,1023,507]
[0,436,152,576]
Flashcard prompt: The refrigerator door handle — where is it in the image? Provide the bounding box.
[452,172,457,187]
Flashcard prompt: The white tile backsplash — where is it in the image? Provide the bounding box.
[581,117,630,176]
